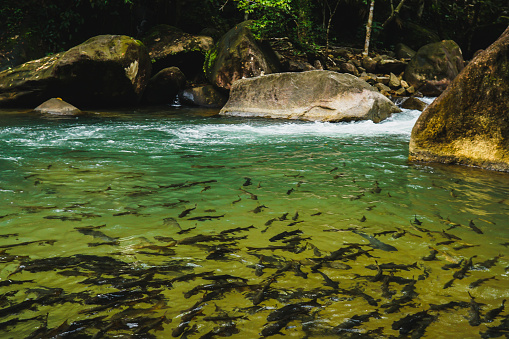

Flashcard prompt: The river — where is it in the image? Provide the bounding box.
[0,101,508,338]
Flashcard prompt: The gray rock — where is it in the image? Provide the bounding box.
[34,98,81,115]
[220,70,401,123]
[401,97,427,111]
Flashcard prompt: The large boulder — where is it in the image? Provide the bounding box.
[0,35,151,108]
[220,70,401,123]
[204,21,281,91]
[409,26,509,172]
[34,98,82,116]
[143,67,186,105]
[404,40,464,96]
[142,25,214,80]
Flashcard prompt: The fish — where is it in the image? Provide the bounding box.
[264,218,278,226]
[453,256,476,279]
[373,230,397,237]
[332,311,381,332]
[220,225,255,235]
[316,270,339,289]
[279,213,289,221]
[253,275,277,305]
[443,278,456,289]
[370,261,384,282]
[43,215,82,221]
[352,230,397,252]
[468,292,483,326]
[440,230,462,241]
[243,177,252,186]
[329,167,338,173]
[269,230,303,242]
[429,301,470,311]
[292,262,308,279]
[411,215,422,226]
[177,227,196,235]
[392,310,433,335]
[469,276,497,289]
[381,275,395,299]
[178,204,197,218]
[442,259,464,270]
[260,317,293,337]
[239,187,257,200]
[287,221,303,226]
[292,211,299,221]
[251,205,268,213]
[359,215,367,222]
[169,271,215,284]
[468,220,483,234]
[187,214,225,221]
[484,299,506,322]
[266,299,321,322]
[477,254,503,269]
[246,245,296,251]
[421,249,438,261]
[232,195,242,204]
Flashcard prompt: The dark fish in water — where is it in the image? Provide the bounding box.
[269,230,303,242]
[177,234,224,245]
[453,243,479,251]
[260,317,293,337]
[310,212,322,216]
[188,214,225,221]
[372,181,382,194]
[370,261,384,282]
[442,259,464,270]
[239,187,257,200]
[333,311,381,332]
[316,270,339,289]
[169,271,215,284]
[440,230,462,241]
[243,177,252,186]
[468,220,483,234]
[279,213,289,221]
[468,292,483,326]
[484,299,506,323]
[177,226,196,235]
[469,276,497,289]
[429,301,470,311]
[203,274,248,283]
[246,245,296,251]
[179,204,197,218]
[443,278,456,289]
[373,230,397,237]
[253,275,277,305]
[411,215,422,226]
[453,256,476,279]
[477,254,503,269]
[43,215,82,221]
[422,249,438,261]
[266,299,321,322]
[75,225,118,242]
[329,166,338,173]
[292,262,307,279]
[292,211,299,221]
[392,310,433,335]
[286,188,294,195]
[154,236,176,242]
[352,230,397,252]
[436,240,456,245]
[0,239,57,250]
[220,225,255,235]
[359,215,367,222]
[343,287,379,306]
[381,275,395,299]
[287,221,303,226]
[365,262,419,271]
[232,195,242,204]
[0,233,19,238]
[251,205,268,213]
[265,218,277,226]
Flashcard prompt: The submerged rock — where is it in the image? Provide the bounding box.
[220,70,401,123]
[204,21,281,91]
[34,98,81,116]
[0,35,151,108]
[404,40,464,96]
[409,27,509,172]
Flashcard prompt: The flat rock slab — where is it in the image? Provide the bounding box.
[220,70,401,123]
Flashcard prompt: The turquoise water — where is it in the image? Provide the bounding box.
[0,104,508,338]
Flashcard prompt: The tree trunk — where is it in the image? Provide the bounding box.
[363,0,375,57]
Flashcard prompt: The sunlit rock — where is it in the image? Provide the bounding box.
[34,98,81,116]
[220,70,401,123]
[409,27,509,172]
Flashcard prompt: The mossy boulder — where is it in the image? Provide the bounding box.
[220,70,401,123]
[142,25,214,80]
[0,35,151,108]
[204,21,281,91]
[143,67,186,105]
[409,27,509,172]
[404,40,464,96]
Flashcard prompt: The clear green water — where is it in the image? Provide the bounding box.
[0,105,508,338]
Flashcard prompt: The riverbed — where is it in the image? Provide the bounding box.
[0,102,508,338]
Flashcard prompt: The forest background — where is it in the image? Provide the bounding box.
[0,0,508,70]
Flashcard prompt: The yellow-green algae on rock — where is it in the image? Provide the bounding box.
[409,26,509,172]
